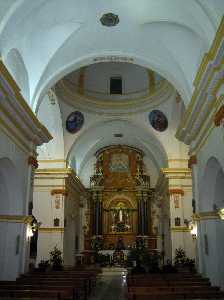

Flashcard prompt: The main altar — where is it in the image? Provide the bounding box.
[85,145,156,251]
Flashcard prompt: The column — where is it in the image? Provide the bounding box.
[92,191,102,236]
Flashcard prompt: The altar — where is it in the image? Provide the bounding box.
[98,250,130,264]
[98,250,130,256]
[85,145,155,252]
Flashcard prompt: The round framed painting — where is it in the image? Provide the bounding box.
[149,110,168,132]
[66,111,84,133]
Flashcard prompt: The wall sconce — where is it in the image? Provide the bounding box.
[218,208,224,220]
[26,224,34,239]
[189,221,197,240]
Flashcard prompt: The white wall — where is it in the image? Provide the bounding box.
[0,131,30,280]
[195,127,224,289]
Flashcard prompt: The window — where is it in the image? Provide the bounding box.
[110,77,122,94]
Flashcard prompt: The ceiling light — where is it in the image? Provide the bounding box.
[100,13,119,27]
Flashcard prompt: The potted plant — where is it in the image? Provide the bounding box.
[49,246,63,271]
[38,259,49,272]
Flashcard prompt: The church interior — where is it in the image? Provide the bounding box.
[0,1,224,299]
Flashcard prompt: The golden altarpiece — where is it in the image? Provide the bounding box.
[85,145,156,250]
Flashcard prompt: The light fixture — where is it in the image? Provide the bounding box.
[100,13,119,27]
[26,224,33,239]
[218,208,224,220]
[189,221,197,240]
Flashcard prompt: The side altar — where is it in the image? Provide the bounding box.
[85,145,157,251]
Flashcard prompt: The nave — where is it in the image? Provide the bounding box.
[0,0,224,296]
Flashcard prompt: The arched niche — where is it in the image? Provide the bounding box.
[199,157,223,212]
[198,156,224,289]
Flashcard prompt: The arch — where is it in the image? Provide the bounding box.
[67,118,168,175]
[199,156,223,211]
[105,194,137,210]
[32,51,191,113]
[198,156,224,289]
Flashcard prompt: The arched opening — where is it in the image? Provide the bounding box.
[0,158,24,280]
[198,157,224,288]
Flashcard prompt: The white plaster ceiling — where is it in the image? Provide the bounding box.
[0,0,223,111]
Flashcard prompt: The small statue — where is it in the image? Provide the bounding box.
[116,237,125,250]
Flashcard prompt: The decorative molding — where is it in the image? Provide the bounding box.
[55,78,174,115]
[188,156,197,168]
[176,17,224,148]
[93,56,133,63]
[214,105,224,126]
[161,168,191,174]
[0,60,52,153]
[168,159,188,162]
[169,189,184,196]
[39,227,64,233]
[51,189,68,196]
[161,168,192,180]
[193,211,219,221]
[0,215,33,224]
[78,67,86,95]
[28,156,38,169]
[38,159,66,163]
[171,226,190,232]
[35,168,86,195]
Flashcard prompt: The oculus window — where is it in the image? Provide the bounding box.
[110,77,122,94]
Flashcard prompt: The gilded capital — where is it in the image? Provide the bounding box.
[214,105,224,127]
[28,156,38,169]
[188,155,197,168]
[51,189,68,196]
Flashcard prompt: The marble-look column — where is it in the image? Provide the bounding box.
[92,191,103,236]
[136,190,149,236]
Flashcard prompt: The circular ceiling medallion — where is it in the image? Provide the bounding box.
[149,110,168,132]
[100,13,119,27]
[66,111,84,133]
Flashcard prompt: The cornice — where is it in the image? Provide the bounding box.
[39,227,64,233]
[38,159,67,163]
[190,95,223,155]
[35,167,86,194]
[169,189,184,196]
[0,214,33,224]
[171,227,190,232]
[0,61,52,153]
[176,17,224,148]
[193,211,219,221]
[55,79,174,115]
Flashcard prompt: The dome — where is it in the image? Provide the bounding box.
[55,62,173,114]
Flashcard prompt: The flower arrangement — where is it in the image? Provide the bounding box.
[49,246,63,270]
[91,235,103,251]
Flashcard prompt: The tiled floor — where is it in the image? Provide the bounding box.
[89,268,127,300]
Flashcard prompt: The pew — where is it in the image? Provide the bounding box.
[0,269,99,300]
[127,271,224,300]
